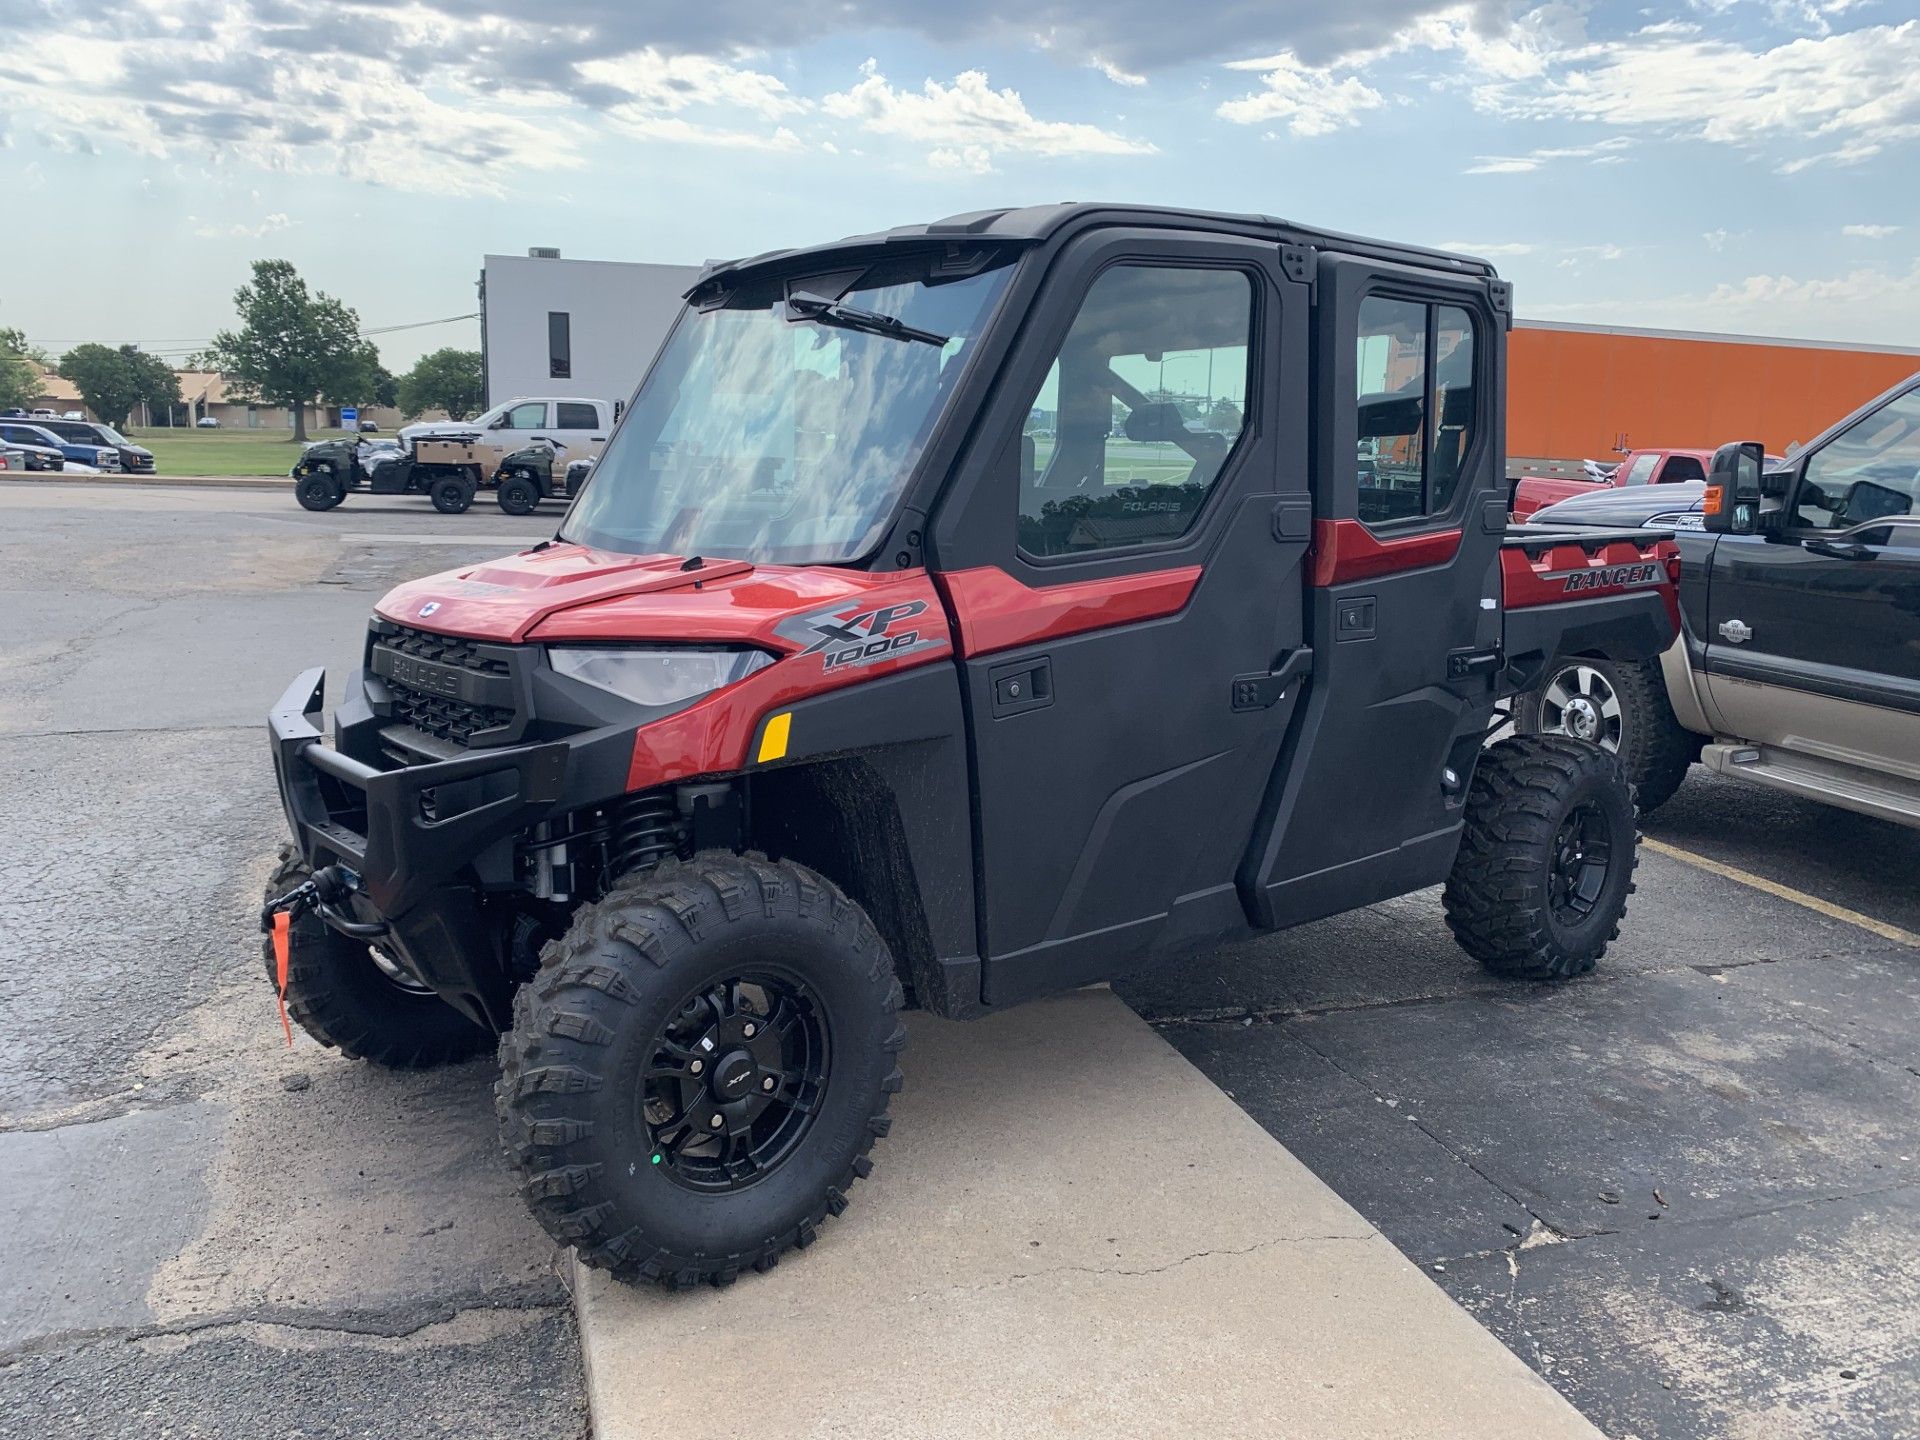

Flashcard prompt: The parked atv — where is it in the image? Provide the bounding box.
[290,433,507,514]
[263,203,1679,1291]
[491,441,574,516]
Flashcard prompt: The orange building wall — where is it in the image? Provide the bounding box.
[1508,324,1920,462]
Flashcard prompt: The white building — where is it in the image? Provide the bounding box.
[479,250,702,410]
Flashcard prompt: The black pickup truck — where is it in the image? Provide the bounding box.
[1521,372,1920,823]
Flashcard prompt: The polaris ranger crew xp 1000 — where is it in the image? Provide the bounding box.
[264,204,1680,1289]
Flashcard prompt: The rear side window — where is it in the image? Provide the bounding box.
[1620,454,1660,486]
[1662,455,1706,483]
[1016,264,1253,558]
[556,402,599,430]
[1354,298,1477,525]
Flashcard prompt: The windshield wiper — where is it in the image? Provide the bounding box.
[785,291,949,348]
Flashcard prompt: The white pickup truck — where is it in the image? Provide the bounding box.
[399,396,618,462]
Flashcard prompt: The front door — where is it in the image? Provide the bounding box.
[930,230,1311,1006]
[1704,383,1920,774]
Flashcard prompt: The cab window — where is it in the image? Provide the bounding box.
[1797,389,1920,531]
[1017,265,1253,559]
[556,402,599,430]
[1354,299,1477,524]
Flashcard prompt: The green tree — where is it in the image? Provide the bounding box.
[0,329,40,412]
[123,347,182,423]
[59,344,144,426]
[210,259,378,441]
[397,348,484,421]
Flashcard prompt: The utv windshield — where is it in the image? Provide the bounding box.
[561,252,1016,564]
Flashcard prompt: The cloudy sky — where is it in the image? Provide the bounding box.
[3,0,1917,371]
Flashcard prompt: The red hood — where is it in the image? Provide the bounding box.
[374,543,935,653]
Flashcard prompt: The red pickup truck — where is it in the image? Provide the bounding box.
[1512,448,1714,519]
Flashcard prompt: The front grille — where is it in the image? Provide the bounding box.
[372,623,518,746]
[382,625,512,676]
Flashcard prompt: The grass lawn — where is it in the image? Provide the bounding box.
[125,426,362,477]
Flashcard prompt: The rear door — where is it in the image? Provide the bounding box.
[931,228,1311,1005]
[1704,383,1920,773]
[552,400,610,461]
[1243,254,1507,927]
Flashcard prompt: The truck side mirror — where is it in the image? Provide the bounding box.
[1703,441,1765,535]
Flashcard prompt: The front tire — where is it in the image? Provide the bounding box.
[497,473,540,516]
[295,470,345,511]
[1514,655,1695,814]
[496,853,906,1289]
[1444,735,1638,982]
[261,846,491,1066]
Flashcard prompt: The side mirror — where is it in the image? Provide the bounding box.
[1703,441,1765,535]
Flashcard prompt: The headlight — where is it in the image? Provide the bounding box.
[548,647,773,707]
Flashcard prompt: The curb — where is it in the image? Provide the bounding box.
[1,472,285,489]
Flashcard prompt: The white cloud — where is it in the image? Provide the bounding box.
[576,50,805,119]
[1703,228,1729,251]
[1092,59,1147,87]
[1216,54,1384,136]
[928,144,996,173]
[190,211,293,239]
[1473,20,1920,172]
[821,63,1154,165]
[1527,260,1920,346]
[1842,223,1900,238]
[1438,241,1536,257]
[1462,136,1630,173]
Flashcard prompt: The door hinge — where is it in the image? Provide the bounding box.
[1278,243,1317,298]
[1446,646,1502,681]
[1718,619,1752,644]
[1232,648,1313,711]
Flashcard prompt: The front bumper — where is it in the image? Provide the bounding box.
[270,667,573,918]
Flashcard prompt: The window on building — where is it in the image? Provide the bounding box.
[549,311,571,380]
[1016,264,1253,558]
[1354,297,1478,525]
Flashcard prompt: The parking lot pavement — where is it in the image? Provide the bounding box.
[0,485,587,1439]
[1119,811,1920,1439]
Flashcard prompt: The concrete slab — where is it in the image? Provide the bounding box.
[574,989,1599,1440]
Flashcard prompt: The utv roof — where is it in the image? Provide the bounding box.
[692,202,1499,293]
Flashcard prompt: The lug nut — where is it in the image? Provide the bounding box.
[742,1022,757,1039]
[690,1059,704,1075]
[708,1113,724,1129]
[761,1076,776,1092]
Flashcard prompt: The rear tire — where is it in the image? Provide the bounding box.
[1514,655,1695,814]
[496,853,906,1289]
[1444,735,1638,981]
[497,474,540,516]
[430,475,474,514]
[261,846,490,1067]
[295,470,345,511]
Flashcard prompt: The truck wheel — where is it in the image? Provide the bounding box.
[496,853,906,1289]
[430,476,474,514]
[261,846,491,1067]
[497,474,540,516]
[295,471,345,511]
[1514,655,1696,814]
[1443,735,1638,982]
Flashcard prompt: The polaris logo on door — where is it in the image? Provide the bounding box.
[1559,562,1662,594]
[778,599,933,673]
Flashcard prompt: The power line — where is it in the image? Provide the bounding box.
[34,311,481,357]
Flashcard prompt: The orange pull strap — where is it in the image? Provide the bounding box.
[271,910,294,1048]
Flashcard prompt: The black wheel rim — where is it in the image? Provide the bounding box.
[637,971,830,1194]
[1549,800,1613,927]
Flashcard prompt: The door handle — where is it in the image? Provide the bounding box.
[989,656,1052,717]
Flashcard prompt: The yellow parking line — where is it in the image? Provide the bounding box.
[1642,837,1920,948]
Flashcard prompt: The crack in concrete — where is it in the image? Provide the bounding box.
[0,1282,569,1369]
[941,1232,1378,1299]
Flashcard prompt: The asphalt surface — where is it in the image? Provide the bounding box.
[4,479,1916,1438]
[0,483,585,1439]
